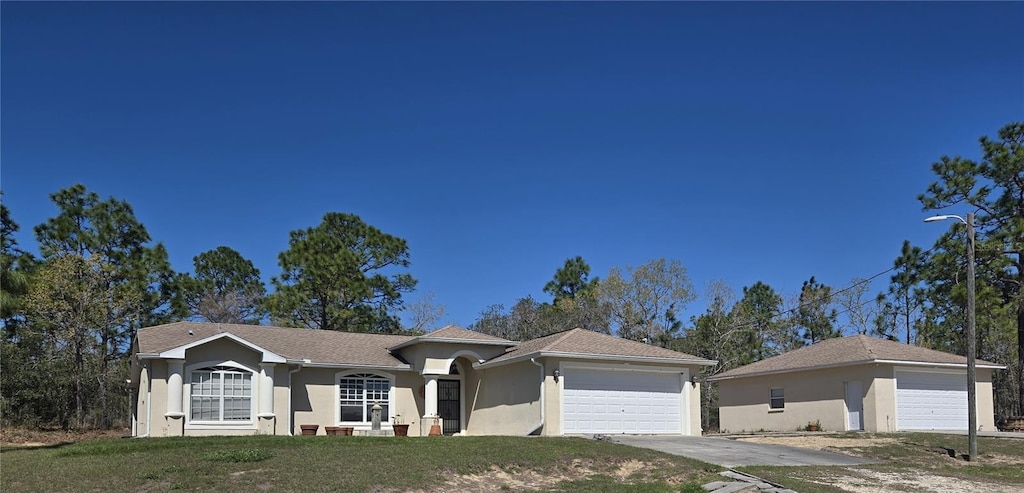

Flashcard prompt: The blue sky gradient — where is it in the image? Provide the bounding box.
[3,2,1022,329]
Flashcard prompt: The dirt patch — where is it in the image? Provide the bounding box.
[404,459,666,492]
[815,468,1021,493]
[736,435,897,452]
[404,467,567,492]
[0,427,126,448]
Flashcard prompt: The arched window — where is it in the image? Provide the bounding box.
[189,365,253,423]
[337,372,393,424]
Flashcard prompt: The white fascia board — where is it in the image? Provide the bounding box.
[707,360,876,382]
[474,351,716,370]
[387,337,517,352]
[157,332,286,364]
[873,359,1006,370]
[707,358,1006,382]
[283,359,413,371]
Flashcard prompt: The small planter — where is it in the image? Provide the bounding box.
[341,427,354,436]
[807,424,819,432]
[325,426,341,436]
[299,424,319,436]
[428,424,442,436]
[392,424,410,437]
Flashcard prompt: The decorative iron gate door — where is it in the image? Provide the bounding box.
[438,380,460,435]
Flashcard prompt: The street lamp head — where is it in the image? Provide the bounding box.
[924,214,966,224]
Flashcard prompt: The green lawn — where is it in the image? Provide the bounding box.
[738,433,1024,493]
[0,435,721,493]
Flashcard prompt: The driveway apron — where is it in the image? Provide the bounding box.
[611,435,876,467]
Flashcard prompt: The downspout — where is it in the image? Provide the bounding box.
[287,363,305,436]
[529,358,545,436]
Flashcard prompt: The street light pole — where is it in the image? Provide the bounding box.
[924,212,977,461]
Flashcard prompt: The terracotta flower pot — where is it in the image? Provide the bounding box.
[392,424,410,437]
[807,424,819,432]
[428,424,442,436]
[325,426,341,436]
[341,427,354,436]
[300,424,319,436]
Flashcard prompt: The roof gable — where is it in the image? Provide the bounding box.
[422,325,511,342]
[481,328,715,367]
[711,335,1003,380]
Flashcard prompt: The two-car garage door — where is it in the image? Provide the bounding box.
[896,369,968,431]
[562,369,683,434]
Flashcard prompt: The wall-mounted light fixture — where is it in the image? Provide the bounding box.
[553,369,560,382]
[690,375,698,387]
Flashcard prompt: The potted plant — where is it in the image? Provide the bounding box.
[428,415,442,437]
[806,420,821,432]
[299,424,319,436]
[392,414,410,437]
[325,426,341,436]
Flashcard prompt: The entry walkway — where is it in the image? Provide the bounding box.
[611,435,876,467]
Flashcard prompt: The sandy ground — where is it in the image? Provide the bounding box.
[406,458,680,493]
[736,435,1022,493]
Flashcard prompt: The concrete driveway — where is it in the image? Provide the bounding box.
[611,435,877,467]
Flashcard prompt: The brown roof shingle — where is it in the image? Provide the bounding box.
[484,328,713,366]
[710,335,1002,380]
[421,325,513,342]
[136,322,414,368]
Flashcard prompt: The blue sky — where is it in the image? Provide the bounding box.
[2,2,1022,330]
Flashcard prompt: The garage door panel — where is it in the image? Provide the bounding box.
[896,370,968,431]
[562,369,683,435]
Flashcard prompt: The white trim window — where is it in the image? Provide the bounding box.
[190,366,254,423]
[337,372,392,424]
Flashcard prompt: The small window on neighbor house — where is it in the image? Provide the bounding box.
[770,388,785,410]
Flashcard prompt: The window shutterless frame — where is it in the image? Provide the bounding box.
[769,388,785,410]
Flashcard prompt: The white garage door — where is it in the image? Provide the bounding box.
[562,369,683,434]
[896,370,968,430]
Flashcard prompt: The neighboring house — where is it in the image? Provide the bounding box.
[710,335,1004,433]
[130,322,716,437]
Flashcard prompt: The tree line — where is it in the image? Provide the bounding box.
[1,122,1020,431]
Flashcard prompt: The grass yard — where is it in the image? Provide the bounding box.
[737,432,1024,493]
[0,435,722,492]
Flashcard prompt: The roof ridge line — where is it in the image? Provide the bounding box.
[543,328,581,350]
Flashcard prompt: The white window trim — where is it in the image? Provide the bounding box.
[335,370,396,427]
[184,360,258,430]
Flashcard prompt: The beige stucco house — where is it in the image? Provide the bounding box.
[130,322,716,437]
[710,335,1004,433]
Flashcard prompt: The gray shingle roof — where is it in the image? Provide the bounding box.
[710,335,1002,380]
[136,322,415,368]
[483,328,713,366]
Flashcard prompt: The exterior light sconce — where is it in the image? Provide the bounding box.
[690,375,698,387]
[553,369,560,382]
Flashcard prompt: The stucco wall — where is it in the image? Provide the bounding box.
[718,364,998,433]
[290,367,422,436]
[397,343,508,375]
[718,365,881,433]
[467,360,542,435]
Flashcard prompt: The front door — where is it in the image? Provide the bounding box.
[438,379,460,435]
[846,381,864,431]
